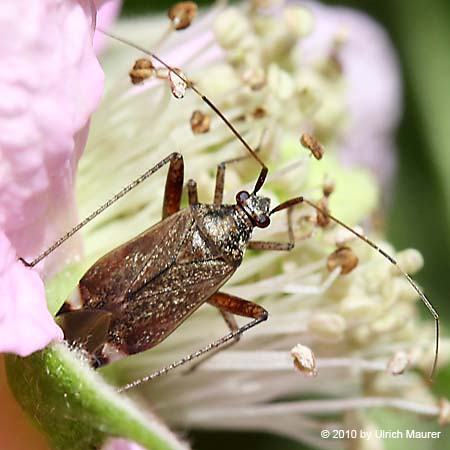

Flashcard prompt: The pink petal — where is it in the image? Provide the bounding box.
[0,232,63,356]
[0,0,104,276]
[0,0,104,356]
[93,0,123,54]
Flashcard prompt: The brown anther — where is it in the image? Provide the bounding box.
[252,107,266,119]
[129,58,155,84]
[242,68,266,91]
[190,110,211,134]
[168,2,198,30]
[323,176,335,198]
[300,132,325,160]
[327,246,359,275]
[330,53,343,74]
[133,58,154,70]
[316,197,330,228]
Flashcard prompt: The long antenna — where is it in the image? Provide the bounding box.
[23,27,439,380]
[269,193,439,379]
[97,28,267,173]
[300,198,439,381]
[21,26,269,268]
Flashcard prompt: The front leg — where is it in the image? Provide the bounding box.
[213,129,267,205]
[187,179,198,205]
[162,152,184,219]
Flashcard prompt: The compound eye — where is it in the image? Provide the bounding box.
[255,214,270,228]
[236,190,250,204]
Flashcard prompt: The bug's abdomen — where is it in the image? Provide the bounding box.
[110,258,233,355]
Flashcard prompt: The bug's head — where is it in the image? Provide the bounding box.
[236,190,271,228]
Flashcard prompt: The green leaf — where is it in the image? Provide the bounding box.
[5,343,189,450]
[6,233,189,450]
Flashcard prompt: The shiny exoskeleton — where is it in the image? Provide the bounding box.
[56,153,296,368]
[38,30,439,380]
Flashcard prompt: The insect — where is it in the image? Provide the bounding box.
[21,17,439,393]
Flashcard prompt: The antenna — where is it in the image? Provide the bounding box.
[301,198,439,381]
[23,27,439,381]
[97,28,267,173]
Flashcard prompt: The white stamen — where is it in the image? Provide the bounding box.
[284,266,340,295]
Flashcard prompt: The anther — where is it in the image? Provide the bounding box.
[190,110,211,134]
[327,246,359,275]
[129,58,155,84]
[300,132,325,160]
[168,2,198,30]
[291,343,317,377]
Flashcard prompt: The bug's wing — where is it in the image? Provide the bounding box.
[77,209,194,310]
[60,207,238,366]
[106,218,237,356]
[57,309,112,354]
[111,257,235,356]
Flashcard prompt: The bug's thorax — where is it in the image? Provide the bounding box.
[191,192,271,266]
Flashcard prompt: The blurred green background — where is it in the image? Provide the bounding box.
[119,1,450,449]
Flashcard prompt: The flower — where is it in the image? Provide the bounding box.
[1,1,189,449]
[0,0,104,357]
[0,232,62,356]
[94,0,123,53]
[72,1,446,448]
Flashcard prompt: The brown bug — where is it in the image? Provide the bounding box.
[22,29,439,392]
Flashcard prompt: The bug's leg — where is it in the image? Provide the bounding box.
[162,153,184,219]
[248,207,295,251]
[188,292,268,370]
[19,152,184,268]
[118,292,268,392]
[214,155,259,204]
[186,290,269,372]
[187,179,198,205]
[185,307,239,373]
[207,292,268,321]
[214,156,252,205]
[213,129,267,204]
[213,161,226,205]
